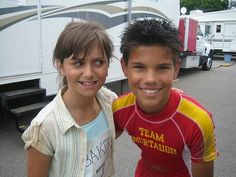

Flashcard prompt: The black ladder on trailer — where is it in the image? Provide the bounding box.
[0,80,50,133]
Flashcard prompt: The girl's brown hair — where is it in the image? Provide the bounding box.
[53,21,113,87]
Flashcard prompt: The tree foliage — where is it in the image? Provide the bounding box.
[180,0,229,14]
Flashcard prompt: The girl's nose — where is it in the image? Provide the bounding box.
[83,64,93,79]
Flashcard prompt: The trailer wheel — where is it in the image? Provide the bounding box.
[202,56,213,71]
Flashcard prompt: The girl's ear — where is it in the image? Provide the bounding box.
[120,58,128,77]
[56,59,65,76]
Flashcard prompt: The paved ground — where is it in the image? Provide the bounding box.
[0,118,26,177]
[0,58,235,177]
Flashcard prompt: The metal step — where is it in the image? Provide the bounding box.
[0,79,39,93]
[3,88,46,101]
[17,125,29,133]
[10,101,49,117]
[10,101,50,133]
[0,79,48,133]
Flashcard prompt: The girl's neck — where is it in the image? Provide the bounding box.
[61,89,101,125]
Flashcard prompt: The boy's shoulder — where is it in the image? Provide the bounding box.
[112,91,136,112]
[174,88,212,118]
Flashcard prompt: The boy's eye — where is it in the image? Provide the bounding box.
[131,63,143,68]
[160,66,170,69]
[159,65,172,70]
[133,65,144,69]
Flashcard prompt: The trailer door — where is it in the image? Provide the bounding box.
[0,1,41,78]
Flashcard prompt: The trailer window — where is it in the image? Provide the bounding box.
[216,25,221,33]
[197,25,203,36]
[205,25,211,35]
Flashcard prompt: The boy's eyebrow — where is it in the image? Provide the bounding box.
[130,61,173,66]
[158,63,173,66]
[129,61,143,65]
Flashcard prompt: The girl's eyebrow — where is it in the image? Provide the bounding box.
[71,56,84,61]
[93,56,105,60]
[71,55,106,61]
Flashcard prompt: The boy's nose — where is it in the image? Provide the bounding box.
[145,70,157,84]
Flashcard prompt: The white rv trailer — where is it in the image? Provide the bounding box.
[0,0,180,131]
[0,0,180,96]
[189,9,236,54]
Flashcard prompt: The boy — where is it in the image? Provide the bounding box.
[112,19,218,177]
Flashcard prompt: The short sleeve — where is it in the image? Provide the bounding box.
[190,114,218,163]
[99,86,118,103]
[112,101,125,132]
[22,122,54,157]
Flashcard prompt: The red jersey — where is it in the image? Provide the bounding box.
[112,89,218,177]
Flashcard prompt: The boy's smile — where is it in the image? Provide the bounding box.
[142,88,160,95]
[121,45,179,114]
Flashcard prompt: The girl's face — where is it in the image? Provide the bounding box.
[58,46,109,100]
[121,45,179,114]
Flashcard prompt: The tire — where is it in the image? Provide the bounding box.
[202,55,213,71]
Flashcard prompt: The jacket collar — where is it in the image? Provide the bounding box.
[54,89,81,134]
[54,87,114,135]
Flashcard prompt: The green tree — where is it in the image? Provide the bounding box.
[180,0,229,14]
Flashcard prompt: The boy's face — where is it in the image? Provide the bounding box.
[121,45,179,114]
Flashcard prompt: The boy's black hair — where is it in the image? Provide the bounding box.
[120,18,181,64]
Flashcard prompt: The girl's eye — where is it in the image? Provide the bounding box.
[94,60,105,66]
[73,60,84,66]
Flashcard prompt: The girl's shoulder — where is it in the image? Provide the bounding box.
[97,86,118,104]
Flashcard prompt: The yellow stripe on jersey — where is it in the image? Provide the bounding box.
[178,98,216,161]
[112,93,136,113]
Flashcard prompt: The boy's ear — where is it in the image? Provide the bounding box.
[173,58,180,80]
[120,58,128,77]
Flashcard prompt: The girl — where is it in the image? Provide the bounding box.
[22,21,117,177]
